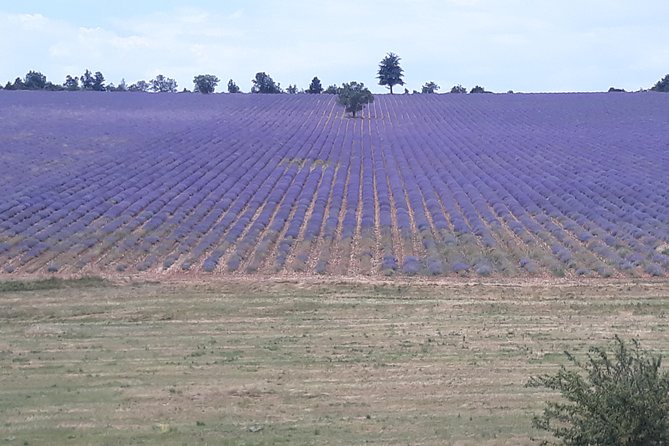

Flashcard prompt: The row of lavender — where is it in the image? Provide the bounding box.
[0,91,667,277]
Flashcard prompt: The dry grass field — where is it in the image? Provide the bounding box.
[1,277,668,445]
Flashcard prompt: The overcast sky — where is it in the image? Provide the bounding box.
[1,0,666,93]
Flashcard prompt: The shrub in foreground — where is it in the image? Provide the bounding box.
[527,336,669,445]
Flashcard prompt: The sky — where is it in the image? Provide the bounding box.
[1,0,667,93]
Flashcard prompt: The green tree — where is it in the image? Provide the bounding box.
[337,81,374,118]
[286,84,298,94]
[150,74,177,93]
[63,75,79,91]
[227,79,240,93]
[24,71,47,90]
[470,85,486,94]
[527,336,669,446]
[307,76,323,94]
[377,52,404,94]
[450,84,467,94]
[324,84,340,94]
[128,80,149,92]
[421,81,440,94]
[11,77,25,90]
[92,71,105,91]
[81,69,95,90]
[651,74,669,92]
[193,74,219,94]
[44,82,64,91]
[251,72,281,93]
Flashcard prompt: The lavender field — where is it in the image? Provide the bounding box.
[0,91,668,278]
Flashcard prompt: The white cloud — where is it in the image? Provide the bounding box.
[1,1,667,92]
[14,13,50,30]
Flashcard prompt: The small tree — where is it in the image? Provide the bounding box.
[128,80,149,92]
[150,74,177,93]
[251,72,281,94]
[11,77,25,90]
[286,84,298,94]
[337,81,374,118]
[450,84,467,94]
[421,81,440,94]
[81,69,94,90]
[307,76,323,94]
[92,71,106,91]
[651,74,669,92]
[324,84,340,94]
[227,79,240,93]
[470,85,486,94]
[44,82,64,91]
[527,336,669,446]
[63,75,79,91]
[377,52,404,94]
[24,71,47,90]
[193,74,220,94]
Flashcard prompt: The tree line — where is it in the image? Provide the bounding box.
[3,53,667,96]
[0,53,494,95]
[2,70,188,93]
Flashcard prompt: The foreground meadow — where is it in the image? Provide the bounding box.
[1,277,668,445]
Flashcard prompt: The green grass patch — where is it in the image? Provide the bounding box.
[0,276,108,293]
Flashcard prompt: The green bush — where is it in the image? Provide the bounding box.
[527,336,669,445]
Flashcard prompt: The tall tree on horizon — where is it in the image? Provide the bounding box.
[377,52,404,94]
[63,75,79,91]
[251,72,281,94]
[421,81,440,94]
[227,79,240,93]
[450,84,467,94]
[150,74,177,93]
[24,71,47,90]
[193,74,220,94]
[92,71,105,91]
[81,69,94,90]
[306,76,323,94]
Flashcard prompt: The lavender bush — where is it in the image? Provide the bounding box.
[0,91,667,277]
